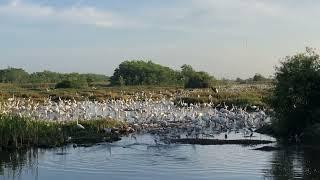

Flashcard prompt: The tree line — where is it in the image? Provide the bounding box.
[110,60,215,88]
[0,68,109,88]
[0,62,269,89]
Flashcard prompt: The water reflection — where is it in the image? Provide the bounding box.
[0,149,38,179]
[263,146,320,179]
[0,142,320,179]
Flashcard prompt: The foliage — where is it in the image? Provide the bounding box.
[0,68,109,86]
[28,71,62,83]
[110,60,216,88]
[0,114,125,149]
[55,79,88,89]
[270,47,320,142]
[0,68,29,83]
[252,73,267,82]
[181,64,215,88]
[235,74,272,84]
[110,60,182,86]
[184,71,214,88]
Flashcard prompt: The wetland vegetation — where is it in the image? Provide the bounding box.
[0,115,126,149]
[0,48,320,180]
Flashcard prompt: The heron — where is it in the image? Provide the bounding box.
[76,120,85,129]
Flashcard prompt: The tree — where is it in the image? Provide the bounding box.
[0,68,29,83]
[253,73,266,82]
[184,71,213,88]
[270,47,320,143]
[110,60,183,86]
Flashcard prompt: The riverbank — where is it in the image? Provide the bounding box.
[0,114,128,150]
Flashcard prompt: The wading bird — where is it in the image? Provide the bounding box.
[76,120,85,129]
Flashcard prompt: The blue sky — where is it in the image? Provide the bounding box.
[0,0,319,78]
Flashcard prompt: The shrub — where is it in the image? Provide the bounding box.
[110,60,182,86]
[184,71,213,88]
[270,47,320,142]
[55,80,88,89]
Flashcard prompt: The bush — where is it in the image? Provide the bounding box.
[270,47,320,142]
[253,73,267,82]
[181,64,215,89]
[55,80,88,89]
[184,71,213,88]
[110,60,182,86]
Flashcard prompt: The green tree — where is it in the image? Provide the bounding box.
[180,64,215,88]
[270,47,320,143]
[0,68,29,83]
[110,60,183,86]
[253,73,266,81]
[184,71,214,88]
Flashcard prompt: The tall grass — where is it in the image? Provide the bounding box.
[0,114,126,149]
[175,86,270,107]
[0,83,271,107]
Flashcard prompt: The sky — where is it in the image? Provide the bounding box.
[0,0,320,79]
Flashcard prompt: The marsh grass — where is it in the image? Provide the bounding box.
[0,114,126,149]
[0,83,271,107]
[175,87,270,107]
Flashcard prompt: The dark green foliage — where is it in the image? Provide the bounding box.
[235,74,273,84]
[0,68,109,86]
[0,68,29,83]
[111,60,183,86]
[55,79,88,89]
[184,71,214,88]
[0,114,125,149]
[253,73,267,82]
[82,73,109,85]
[270,48,320,142]
[181,64,215,88]
[28,71,62,83]
[110,60,216,88]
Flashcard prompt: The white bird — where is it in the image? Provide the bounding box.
[76,120,85,129]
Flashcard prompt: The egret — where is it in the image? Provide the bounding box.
[76,120,85,129]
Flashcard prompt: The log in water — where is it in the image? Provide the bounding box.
[170,138,274,145]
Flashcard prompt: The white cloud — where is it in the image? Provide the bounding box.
[0,0,130,28]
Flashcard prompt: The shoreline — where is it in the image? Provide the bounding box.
[0,115,129,150]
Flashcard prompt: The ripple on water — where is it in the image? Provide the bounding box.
[2,134,319,180]
[37,140,270,179]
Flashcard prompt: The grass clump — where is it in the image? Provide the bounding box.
[0,114,126,149]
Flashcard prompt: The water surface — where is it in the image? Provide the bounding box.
[1,135,319,180]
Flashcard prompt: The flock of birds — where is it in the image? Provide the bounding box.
[0,91,271,140]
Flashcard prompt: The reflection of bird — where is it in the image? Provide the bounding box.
[76,120,85,129]
[131,134,137,142]
[211,87,219,93]
[106,144,112,157]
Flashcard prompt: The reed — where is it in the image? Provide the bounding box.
[0,114,126,149]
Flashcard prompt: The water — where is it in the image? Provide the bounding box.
[0,135,320,180]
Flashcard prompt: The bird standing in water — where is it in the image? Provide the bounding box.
[76,120,85,129]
